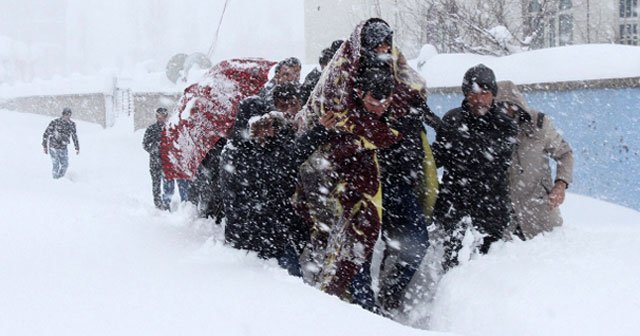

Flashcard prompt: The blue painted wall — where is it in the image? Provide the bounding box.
[426,88,640,212]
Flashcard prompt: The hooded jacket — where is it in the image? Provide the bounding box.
[220,97,328,259]
[495,81,573,239]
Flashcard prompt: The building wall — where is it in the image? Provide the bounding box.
[0,91,181,131]
[0,94,109,127]
[305,0,370,63]
[549,0,616,46]
[305,0,638,61]
[0,90,183,131]
[615,0,640,44]
[303,0,420,63]
[577,0,617,43]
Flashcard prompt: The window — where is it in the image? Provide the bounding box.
[528,16,545,48]
[560,0,572,10]
[528,0,541,13]
[559,14,574,46]
[548,18,556,47]
[620,0,639,18]
[620,24,639,45]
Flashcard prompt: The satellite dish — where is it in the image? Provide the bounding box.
[166,52,212,83]
[183,52,213,78]
[166,53,188,83]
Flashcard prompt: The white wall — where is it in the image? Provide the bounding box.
[303,0,419,63]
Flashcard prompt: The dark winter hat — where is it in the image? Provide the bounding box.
[361,20,393,51]
[355,66,395,100]
[155,107,169,116]
[319,39,344,66]
[235,96,269,131]
[272,82,300,103]
[62,107,72,116]
[462,64,498,96]
[274,57,302,74]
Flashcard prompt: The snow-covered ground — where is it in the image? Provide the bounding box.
[1,105,640,335]
[0,111,440,336]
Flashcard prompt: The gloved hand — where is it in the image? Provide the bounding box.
[416,104,447,132]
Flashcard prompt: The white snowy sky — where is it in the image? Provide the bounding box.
[0,0,304,78]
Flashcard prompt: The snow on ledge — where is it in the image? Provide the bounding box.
[418,44,640,88]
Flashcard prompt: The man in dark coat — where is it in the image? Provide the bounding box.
[143,107,170,210]
[220,92,332,275]
[258,57,302,109]
[431,64,517,271]
[42,107,79,179]
[192,138,227,221]
[376,100,432,314]
[299,40,344,104]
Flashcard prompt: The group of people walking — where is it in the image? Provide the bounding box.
[138,18,573,317]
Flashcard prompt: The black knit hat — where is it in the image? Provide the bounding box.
[462,64,497,96]
[361,20,393,51]
[62,107,72,116]
[274,57,301,74]
[272,82,300,103]
[319,39,344,66]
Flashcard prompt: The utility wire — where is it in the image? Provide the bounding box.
[207,0,231,59]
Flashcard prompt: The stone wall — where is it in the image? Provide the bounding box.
[0,93,110,127]
[428,76,640,94]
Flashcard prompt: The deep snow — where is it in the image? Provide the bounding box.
[1,106,640,335]
[0,111,440,336]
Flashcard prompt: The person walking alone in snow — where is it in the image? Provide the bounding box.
[42,107,79,179]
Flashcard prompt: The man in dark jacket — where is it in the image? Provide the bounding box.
[143,107,170,210]
[192,138,227,221]
[299,40,343,104]
[258,57,301,109]
[220,92,332,275]
[376,100,432,314]
[42,107,79,179]
[431,64,517,271]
